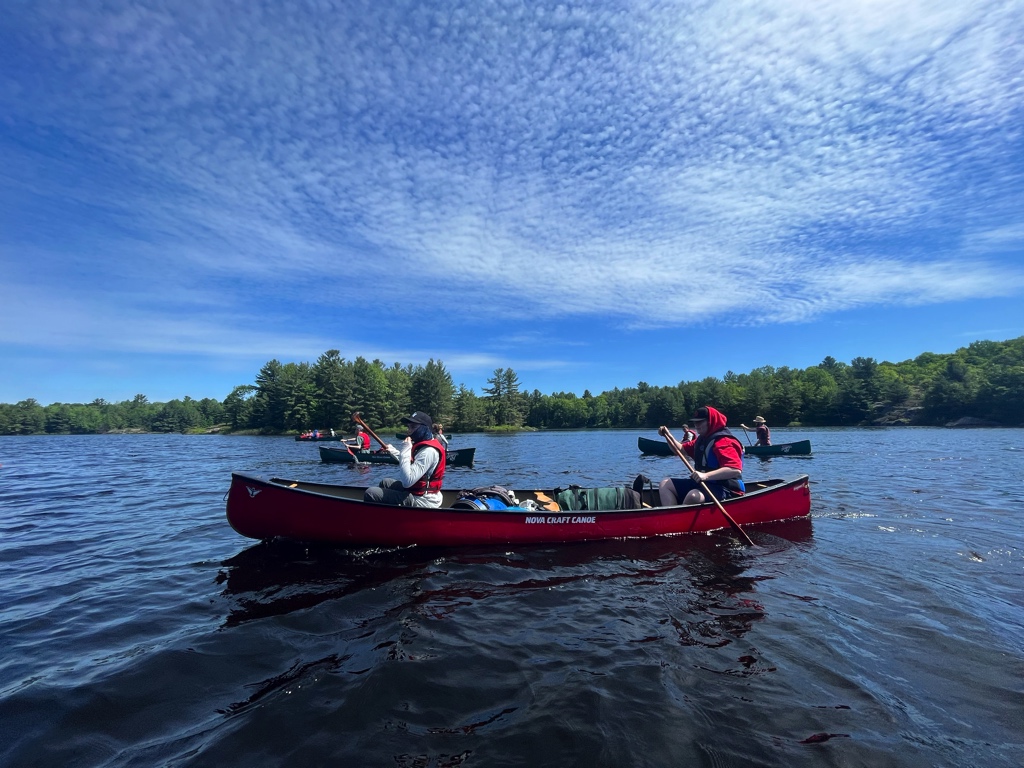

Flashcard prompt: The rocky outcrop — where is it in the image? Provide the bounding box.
[869,404,924,426]
[945,416,1001,428]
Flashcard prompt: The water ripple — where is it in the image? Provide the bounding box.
[0,430,1022,767]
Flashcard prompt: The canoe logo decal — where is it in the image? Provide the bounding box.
[525,515,597,524]
[246,486,262,497]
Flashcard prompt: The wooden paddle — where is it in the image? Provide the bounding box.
[352,412,390,450]
[660,430,755,547]
[739,426,753,447]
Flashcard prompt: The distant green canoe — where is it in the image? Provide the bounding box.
[319,445,476,467]
[638,435,811,457]
[744,440,811,457]
[637,436,674,456]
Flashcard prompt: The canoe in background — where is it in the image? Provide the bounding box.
[744,440,812,456]
[637,436,673,456]
[639,435,811,457]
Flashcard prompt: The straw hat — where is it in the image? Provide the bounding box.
[753,416,766,424]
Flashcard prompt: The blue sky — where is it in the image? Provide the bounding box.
[2,0,1022,405]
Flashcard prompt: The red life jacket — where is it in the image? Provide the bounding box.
[358,432,370,449]
[409,438,446,495]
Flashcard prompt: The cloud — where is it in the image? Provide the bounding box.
[2,0,1022,364]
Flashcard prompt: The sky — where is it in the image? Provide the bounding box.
[2,0,1023,406]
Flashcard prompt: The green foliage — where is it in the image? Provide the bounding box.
[3,336,1023,434]
[409,359,454,424]
[452,384,486,431]
[223,385,257,429]
[351,358,391,428]
[483,368,526,427]
[152,398,202,433]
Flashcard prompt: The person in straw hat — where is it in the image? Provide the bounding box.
[739,416,771,446]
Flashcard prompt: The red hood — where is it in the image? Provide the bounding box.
[704,405,728,433]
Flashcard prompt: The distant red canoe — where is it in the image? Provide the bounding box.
[226,472,811,547]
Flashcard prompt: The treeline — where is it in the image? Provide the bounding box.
[2,337,1022,435]
[0,394,226,436]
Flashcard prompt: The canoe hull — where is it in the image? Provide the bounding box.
[744,440,811,456]
[319,445,476,467]
[639,436,812,457]
[637,436,673,456]
[226,473,811,547]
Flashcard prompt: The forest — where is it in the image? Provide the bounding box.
[1,337,1022,435]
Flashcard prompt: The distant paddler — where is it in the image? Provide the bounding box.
[739,416,771,446]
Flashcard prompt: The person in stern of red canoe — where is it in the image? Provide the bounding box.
[657,405,745,506]
[740,415,771,446]
[363,411,447,508]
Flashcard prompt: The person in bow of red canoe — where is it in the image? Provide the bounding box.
[658,405,745,506]
[363,410,447,508]
[739,415,771,446]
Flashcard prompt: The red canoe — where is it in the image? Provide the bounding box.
[226,472,811,547]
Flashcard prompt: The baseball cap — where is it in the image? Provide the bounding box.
[688,406,710,424]
[401,411,434,428]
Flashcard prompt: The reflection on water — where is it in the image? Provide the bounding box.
[217,518,814,632]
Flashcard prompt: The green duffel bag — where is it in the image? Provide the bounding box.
[554,486,642,511]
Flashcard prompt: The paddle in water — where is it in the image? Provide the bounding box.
[342,440,364,465]
[659,427,756,547]
[739,427,753,447]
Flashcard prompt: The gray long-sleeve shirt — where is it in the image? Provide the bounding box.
[390,439,443,507]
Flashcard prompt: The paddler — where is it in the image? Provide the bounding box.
[658,405,745,506]
[363,411,447,508]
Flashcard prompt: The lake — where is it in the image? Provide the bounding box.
[1,428,1022,766]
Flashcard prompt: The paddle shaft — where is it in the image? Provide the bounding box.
[663,436,755,547]
[343,441,363,464]
[739,426,753,447]
[352,413,390,450]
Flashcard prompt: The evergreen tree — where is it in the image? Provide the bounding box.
[351,357,391,427]
[224,385,257,429]
[250,359,284,430]
[384,363,414,425]
[312,350,354,430]
[452,384,486,431]
[279,363,317,431]
[410,359,454,422]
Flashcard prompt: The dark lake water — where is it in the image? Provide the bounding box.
[1,428,1022,767]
